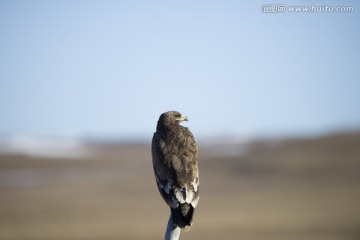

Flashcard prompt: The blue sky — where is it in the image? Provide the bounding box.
[1,0,359,140]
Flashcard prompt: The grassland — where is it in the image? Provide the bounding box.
[0,132,359,240]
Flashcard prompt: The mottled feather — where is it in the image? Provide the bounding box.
[152,111,199,230]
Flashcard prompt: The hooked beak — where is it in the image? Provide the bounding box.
[176,114,188,122]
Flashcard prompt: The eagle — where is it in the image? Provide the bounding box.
[151,111,199,233]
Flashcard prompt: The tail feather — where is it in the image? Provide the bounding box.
[171,203,194,230]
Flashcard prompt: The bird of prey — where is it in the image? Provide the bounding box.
[151,111,199,238]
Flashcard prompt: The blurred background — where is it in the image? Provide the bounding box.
[0,1,359,240]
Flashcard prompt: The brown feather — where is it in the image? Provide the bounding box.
[151,111,199,230]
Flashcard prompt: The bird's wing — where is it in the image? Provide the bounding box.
[152,129,199,208]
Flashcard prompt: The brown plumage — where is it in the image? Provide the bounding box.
[152,111,199,230]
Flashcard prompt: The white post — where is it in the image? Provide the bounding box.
[165,212,181,240]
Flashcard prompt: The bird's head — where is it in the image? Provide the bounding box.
[157,111,188,129]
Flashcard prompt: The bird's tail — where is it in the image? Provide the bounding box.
[171,203,194,231]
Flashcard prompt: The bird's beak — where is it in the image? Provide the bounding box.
[176,115,188,122]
